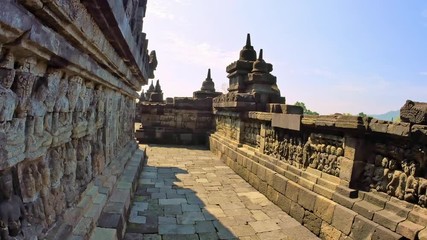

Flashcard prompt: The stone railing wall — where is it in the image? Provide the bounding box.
[210,111,427,239]
[0,1,151,238]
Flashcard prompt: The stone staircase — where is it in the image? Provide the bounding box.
[44,143,146,240]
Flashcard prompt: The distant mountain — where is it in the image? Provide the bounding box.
[369,110,399,121]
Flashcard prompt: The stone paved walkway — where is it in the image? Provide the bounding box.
[124,145,319,240]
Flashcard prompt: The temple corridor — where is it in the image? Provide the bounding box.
[123,145,319,240]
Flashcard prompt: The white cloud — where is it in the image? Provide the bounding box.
[147,1,176,20]
[163,33,239,69]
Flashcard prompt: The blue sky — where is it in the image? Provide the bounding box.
[143,0,427,115]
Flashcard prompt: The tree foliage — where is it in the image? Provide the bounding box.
[358,112,367,117]
[294,101,319,115]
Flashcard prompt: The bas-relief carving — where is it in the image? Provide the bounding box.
[243,122,261,148]
[14,57,37,118]
[263,127,343,176]
[215,115,239,141]
[0,172,28,239]
[0,46,139,236]
[364,142,427,206]
[26,79,52,156]
[0,51,18,123]
[76,136,92,190]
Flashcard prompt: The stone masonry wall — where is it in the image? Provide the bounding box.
[210,112,427,239]
[0,1,151,239]
[136,97,214,145]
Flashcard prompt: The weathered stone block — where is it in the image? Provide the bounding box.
[332,192,361,209]
[369,119,389,134]
[371,225,403,240]
[277,193,291,214]
[298,187,316,211]
[313,184,334,199]
[400,100,427,124]
[361,192,388,209]
[408,205,427,226]
[384,198,412,218]
[372,210,405,231]
[271,114,301,131]
[290,202,304,223]
[303,211,322,236]
[396,220,424,240]
[298,178,315,190]
[266,186,279,204]
[272,173,288,195]
[349,215,378,240]
[314,196,336,224]
[386,122,410,136]
[332,205,357,235]
[257,165,267,181]
[285,180,300,202]
[320,222,342,240]
[284,170,300,182]
[258,181,268,196]
[352,200,382,220]
[265,168,276,186]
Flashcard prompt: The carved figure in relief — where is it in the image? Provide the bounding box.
[15,57,37,117]
[54,78,69,113]
[288,139,295,164]
[317,144,327,171]
[282,138,288,161]
[0,51,17,123]
[295,140,303,167]
[302,138,312,168]
[418,179,427,207]
[335,157,341,177]
[27,80,51,149]
[374,157,389,192]
[49,147,64,188]
[273,139,280,158]
[92,129,105,176]
[37,160,55,226]
[30,163,43,194]
[95,85,105,125]
[67,76,83,112]
[325,146,337,174]
[384,170,398,196]
[404,162,418,203]
[76,137,92,187]
[29,80,48,120]
[395,160,410,199]
[63,141,77,206]
[45,68,62,112]
[52,78,70,138]
[22,166,37,202]
[0,173,27,239]
[74,82,87,125]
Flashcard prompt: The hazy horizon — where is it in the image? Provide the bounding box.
[142,0,427,115]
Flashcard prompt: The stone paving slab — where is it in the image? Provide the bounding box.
[124,145,319,240]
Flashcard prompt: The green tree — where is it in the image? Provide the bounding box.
[294,101,319,115]
[358,112,367,117]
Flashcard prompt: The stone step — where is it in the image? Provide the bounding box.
[43,144,142,240]
[96,149,145,240]
[90,227,118,240]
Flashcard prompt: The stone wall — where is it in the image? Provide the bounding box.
[210,112,427,239]
[136,97,214,145]
[0,1,151,239]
